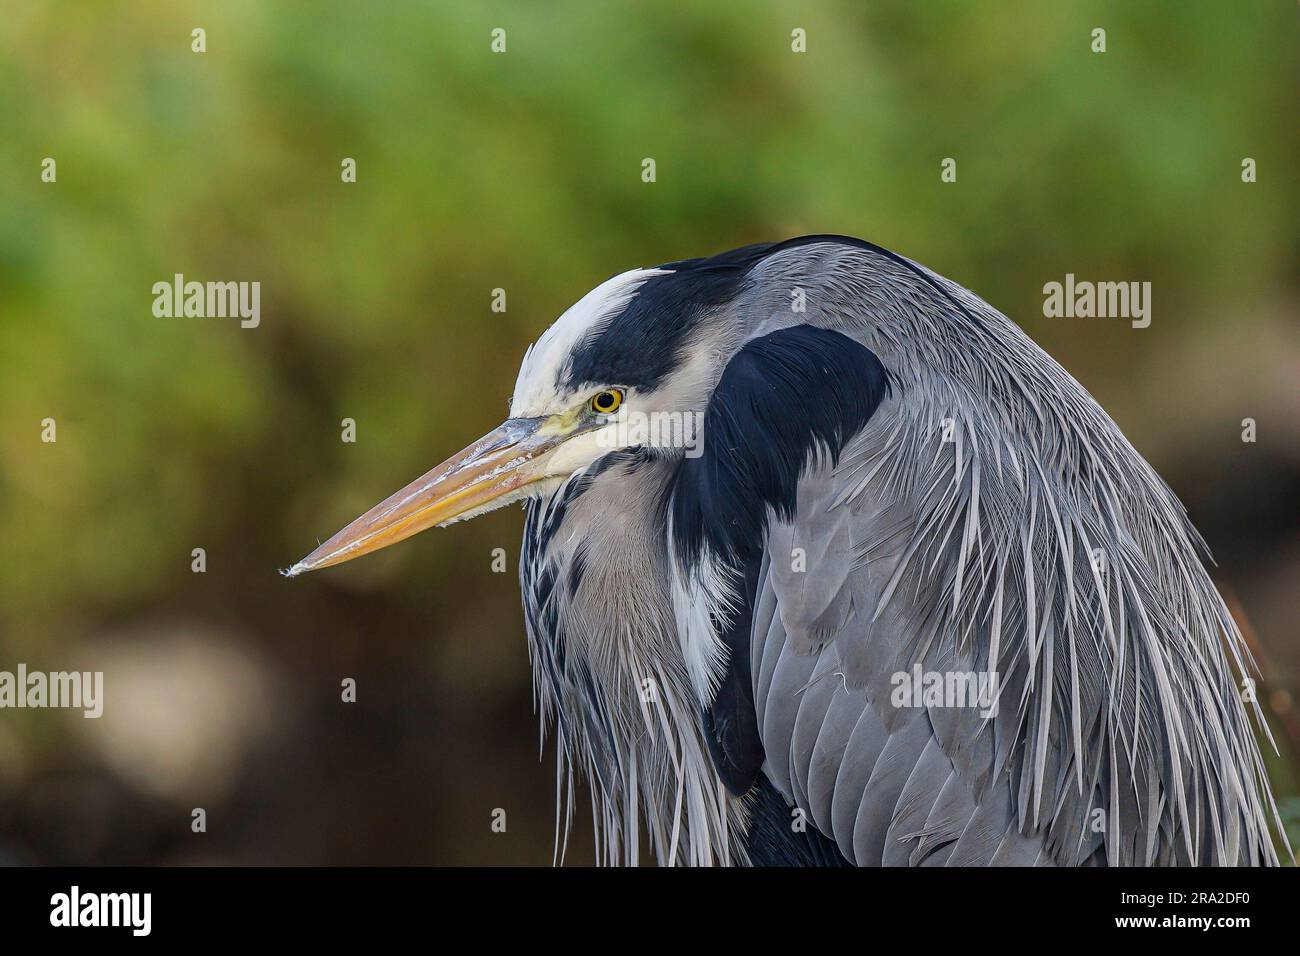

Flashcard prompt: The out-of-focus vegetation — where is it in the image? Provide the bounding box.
[0,1,1296,863]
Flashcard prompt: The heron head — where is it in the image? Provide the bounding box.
[287,258,748,576]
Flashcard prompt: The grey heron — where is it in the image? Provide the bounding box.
[289,235,1284,866]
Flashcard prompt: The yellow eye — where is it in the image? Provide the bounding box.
[590,389,623,414]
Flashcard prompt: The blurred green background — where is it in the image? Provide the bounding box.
[0,1,1296,863]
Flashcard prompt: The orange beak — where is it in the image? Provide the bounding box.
[285,417,565,577]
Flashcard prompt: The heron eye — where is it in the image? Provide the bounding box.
[590,389,623,414]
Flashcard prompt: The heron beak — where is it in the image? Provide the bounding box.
[286,417,565,576]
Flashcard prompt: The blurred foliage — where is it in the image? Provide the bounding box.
[0,1,1296,863]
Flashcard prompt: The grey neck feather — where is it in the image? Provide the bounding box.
[520,452,749,866]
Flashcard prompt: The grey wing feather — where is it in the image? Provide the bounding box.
[737,242,1283,866]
